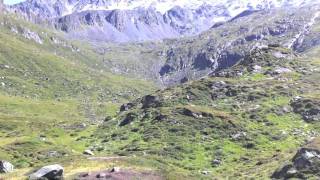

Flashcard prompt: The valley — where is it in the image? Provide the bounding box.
[0,0,320,179]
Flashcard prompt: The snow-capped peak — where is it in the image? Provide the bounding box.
[15,0,318,17]
[68,0,316,15]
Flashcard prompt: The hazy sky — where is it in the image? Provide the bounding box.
[4,0,25,5]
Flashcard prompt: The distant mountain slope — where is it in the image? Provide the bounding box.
[4,2,319,87]
[11,0,317,18]
[0,13,155,105]
[157,4,320,86]
[9,0,320,42]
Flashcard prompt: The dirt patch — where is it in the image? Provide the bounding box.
[74,168,164,180]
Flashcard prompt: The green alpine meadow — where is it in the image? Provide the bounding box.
[0,0,320,179]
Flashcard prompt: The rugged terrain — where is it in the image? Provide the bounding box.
[9,0,319,42]
[87,46,320,179]
[6,1,320,87]
[0,0,320,179]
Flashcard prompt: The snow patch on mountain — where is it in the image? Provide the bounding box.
[14,0,318,17]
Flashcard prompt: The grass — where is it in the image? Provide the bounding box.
[0,13,157,179]
[1,10,320,180]
[87,46,320,179]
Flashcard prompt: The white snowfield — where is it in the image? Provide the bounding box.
[38,0,318,16]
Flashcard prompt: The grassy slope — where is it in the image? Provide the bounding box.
[0,13,157,179]
[90,46,320,179]
[1,12,320,180]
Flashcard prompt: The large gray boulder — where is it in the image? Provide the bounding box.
[0,160,14,173]
[272,137,320,179]
[29,164,63,180]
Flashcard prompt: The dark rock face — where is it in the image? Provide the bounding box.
[291,98,320,122]
[193,53,214,70]
[0,160,14,173]
[105,10,126,32]
[29,164,64,180]
[51,9,179,42]
[272,138,320,179]
[157,5,319,86]
[9,1,231,42]
[141,95,161,109]
[119,113,138,126]
[13,0,319,43]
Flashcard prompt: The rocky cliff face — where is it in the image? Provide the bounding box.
[85,4,320,87]
[52,9,180,42]
[157,5,320,86]
[5,0,320,88]
[49,5,235,42]
[9,0,320,42]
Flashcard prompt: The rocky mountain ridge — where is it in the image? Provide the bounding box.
[9,0,320,42]
[4,1,320,88]
[157,4,320,86]
[10,0,317,17]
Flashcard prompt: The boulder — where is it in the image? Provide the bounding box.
[119,112,138,126]
[141,95,161,109]
[274,67,292,74]
[272,137,320,179]
[29,164,63,180]
[212,159,222,166]
[182,108,199,118]
[0,160,14,173]
[201,170,210,175]
[211,81,227,90]
[120,103,134,112]
[251,65,262,73]
[83,149,94,156]
[96,173,108,178]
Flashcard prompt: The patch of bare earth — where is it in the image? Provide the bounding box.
[74,167,164,180]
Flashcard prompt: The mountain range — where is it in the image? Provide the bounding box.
[9,0,319,42]
[1,0,320,179]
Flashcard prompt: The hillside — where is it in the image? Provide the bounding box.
[0,0,320,179]
[89,46,320,179]
[0,12,156,178]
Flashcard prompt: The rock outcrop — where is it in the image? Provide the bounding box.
[29,164,64,180]
[10,0,320,43]
[272,137,320,179]
[291,98,320,123]
[158,5,319,86]
[0,160,14,173]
